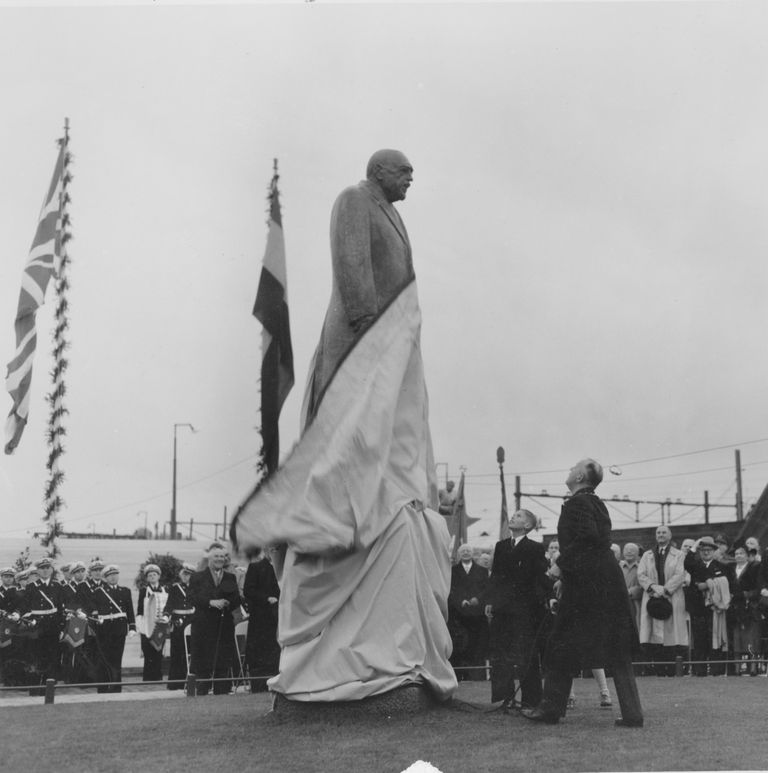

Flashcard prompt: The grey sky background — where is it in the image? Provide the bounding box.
[1,1,767,547]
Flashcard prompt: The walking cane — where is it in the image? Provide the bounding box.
[210,608,225,693]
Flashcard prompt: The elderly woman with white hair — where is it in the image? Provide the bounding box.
[484,508,549,710]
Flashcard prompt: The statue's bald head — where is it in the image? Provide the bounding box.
[366,149,413,202]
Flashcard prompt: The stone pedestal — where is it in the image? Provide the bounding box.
[269,683,439,721]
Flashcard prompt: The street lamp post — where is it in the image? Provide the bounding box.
[171,423,196,540]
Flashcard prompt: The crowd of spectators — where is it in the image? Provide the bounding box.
[0,543,281,695]
[447,526,768,699]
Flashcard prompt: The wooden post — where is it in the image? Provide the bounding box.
[735,449,744,521]
[44,678,56,705]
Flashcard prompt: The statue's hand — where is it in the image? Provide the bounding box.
[351,314,375,334]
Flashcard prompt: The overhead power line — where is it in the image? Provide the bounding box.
[0,453,261,536]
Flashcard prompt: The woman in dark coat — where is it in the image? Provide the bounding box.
[522,458,643,727]
[730,546,762,674]
[243,550,280,692]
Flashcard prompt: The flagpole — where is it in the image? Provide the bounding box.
[41,118,72,556]
[252,158,294,479]
[497,446,510,541]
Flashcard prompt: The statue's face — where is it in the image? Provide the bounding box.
[376,155,413,202]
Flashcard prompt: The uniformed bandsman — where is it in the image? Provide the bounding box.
[59,561,88,682]
[88,565,136,693]
[164,563,196,690]
[24,557,65,693]
[0,567,21,684]
[74,559,107,684]
[0,567,18,614]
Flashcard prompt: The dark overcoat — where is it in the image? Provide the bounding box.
[449,562,489,619]
[188,569,241,676]
[243,559,280,678]
[545,490,639,672]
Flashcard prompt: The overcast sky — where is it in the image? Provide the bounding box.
[1,1,767,547]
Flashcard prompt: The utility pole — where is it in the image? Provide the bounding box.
[735,449,744,521]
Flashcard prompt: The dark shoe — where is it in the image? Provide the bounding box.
[615,717,644,728]
[521,707,560,725]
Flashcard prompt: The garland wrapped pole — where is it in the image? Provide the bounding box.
[4,120,71,552]
[41,120,72,555]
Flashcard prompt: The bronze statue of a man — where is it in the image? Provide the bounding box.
[234,150,456,707]
[304,149,416,422]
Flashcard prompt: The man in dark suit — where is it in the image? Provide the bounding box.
[684,536,732,676]
[448,544,489,682]
[522,458,644,727]
[188,545,242,695]
[484,510,549,709]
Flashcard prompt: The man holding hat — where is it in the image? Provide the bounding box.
[684,536,732,676]
[164,563,196,690]
[24,557,65,692]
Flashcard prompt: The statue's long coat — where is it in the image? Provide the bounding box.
[303,180,414,425]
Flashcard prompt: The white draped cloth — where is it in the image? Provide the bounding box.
[233,281,457,702]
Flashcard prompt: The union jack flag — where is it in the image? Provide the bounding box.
[5,138,70,454]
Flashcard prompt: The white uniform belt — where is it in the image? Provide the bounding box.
[31,609,57,615]
[172,609,193,615]
[101,612,126,620]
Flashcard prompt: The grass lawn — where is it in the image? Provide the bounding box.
[2,676,767,772]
